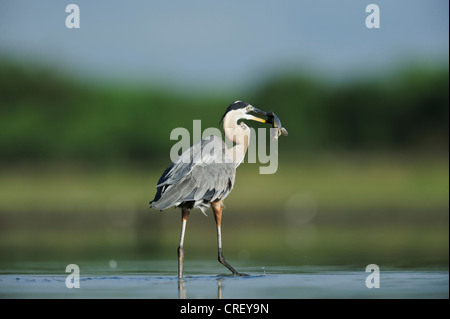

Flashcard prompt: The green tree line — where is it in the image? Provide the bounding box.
[0,60,448,163]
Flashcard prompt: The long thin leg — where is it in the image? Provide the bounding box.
[178,208,190,279]
[211,200,241,276]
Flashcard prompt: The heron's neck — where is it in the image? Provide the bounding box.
[223,114,250,167]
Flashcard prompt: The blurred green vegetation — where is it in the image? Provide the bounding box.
[0,59,448,268]
[0,60,448,162]
[0,156,448,267]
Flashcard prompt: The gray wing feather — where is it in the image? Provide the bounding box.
[150,135,236,211]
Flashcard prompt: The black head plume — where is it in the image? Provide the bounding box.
[220,101,249,124]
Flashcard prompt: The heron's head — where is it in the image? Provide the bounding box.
[220,101,269,125]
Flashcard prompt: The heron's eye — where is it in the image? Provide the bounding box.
[246,105,251,111]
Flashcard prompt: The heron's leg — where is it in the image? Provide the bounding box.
[211,200,241,276]
[178,208,190,279]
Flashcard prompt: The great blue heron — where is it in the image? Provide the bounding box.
[150,101,273,278]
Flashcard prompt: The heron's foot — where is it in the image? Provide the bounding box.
[234,272,249,277]
[218,271,249,277]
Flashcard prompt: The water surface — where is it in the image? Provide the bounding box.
[0,261,447,298]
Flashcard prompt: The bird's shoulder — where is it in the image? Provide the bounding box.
[157,135,234,187]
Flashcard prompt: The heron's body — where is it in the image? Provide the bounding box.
[150,101,270,278]
[150,135,236,213]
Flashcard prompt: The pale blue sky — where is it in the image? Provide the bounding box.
[0,0,448,91]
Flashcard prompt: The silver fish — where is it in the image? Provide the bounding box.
[267,112,288,141]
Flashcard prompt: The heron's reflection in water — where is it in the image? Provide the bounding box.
[178,279,186,299]
[178,277,223,299]
[217,278,223,299]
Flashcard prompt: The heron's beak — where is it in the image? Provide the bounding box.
[249,106,268,117]
[247,106,269,124]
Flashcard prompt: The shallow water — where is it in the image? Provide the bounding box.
[0,261,448,299]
